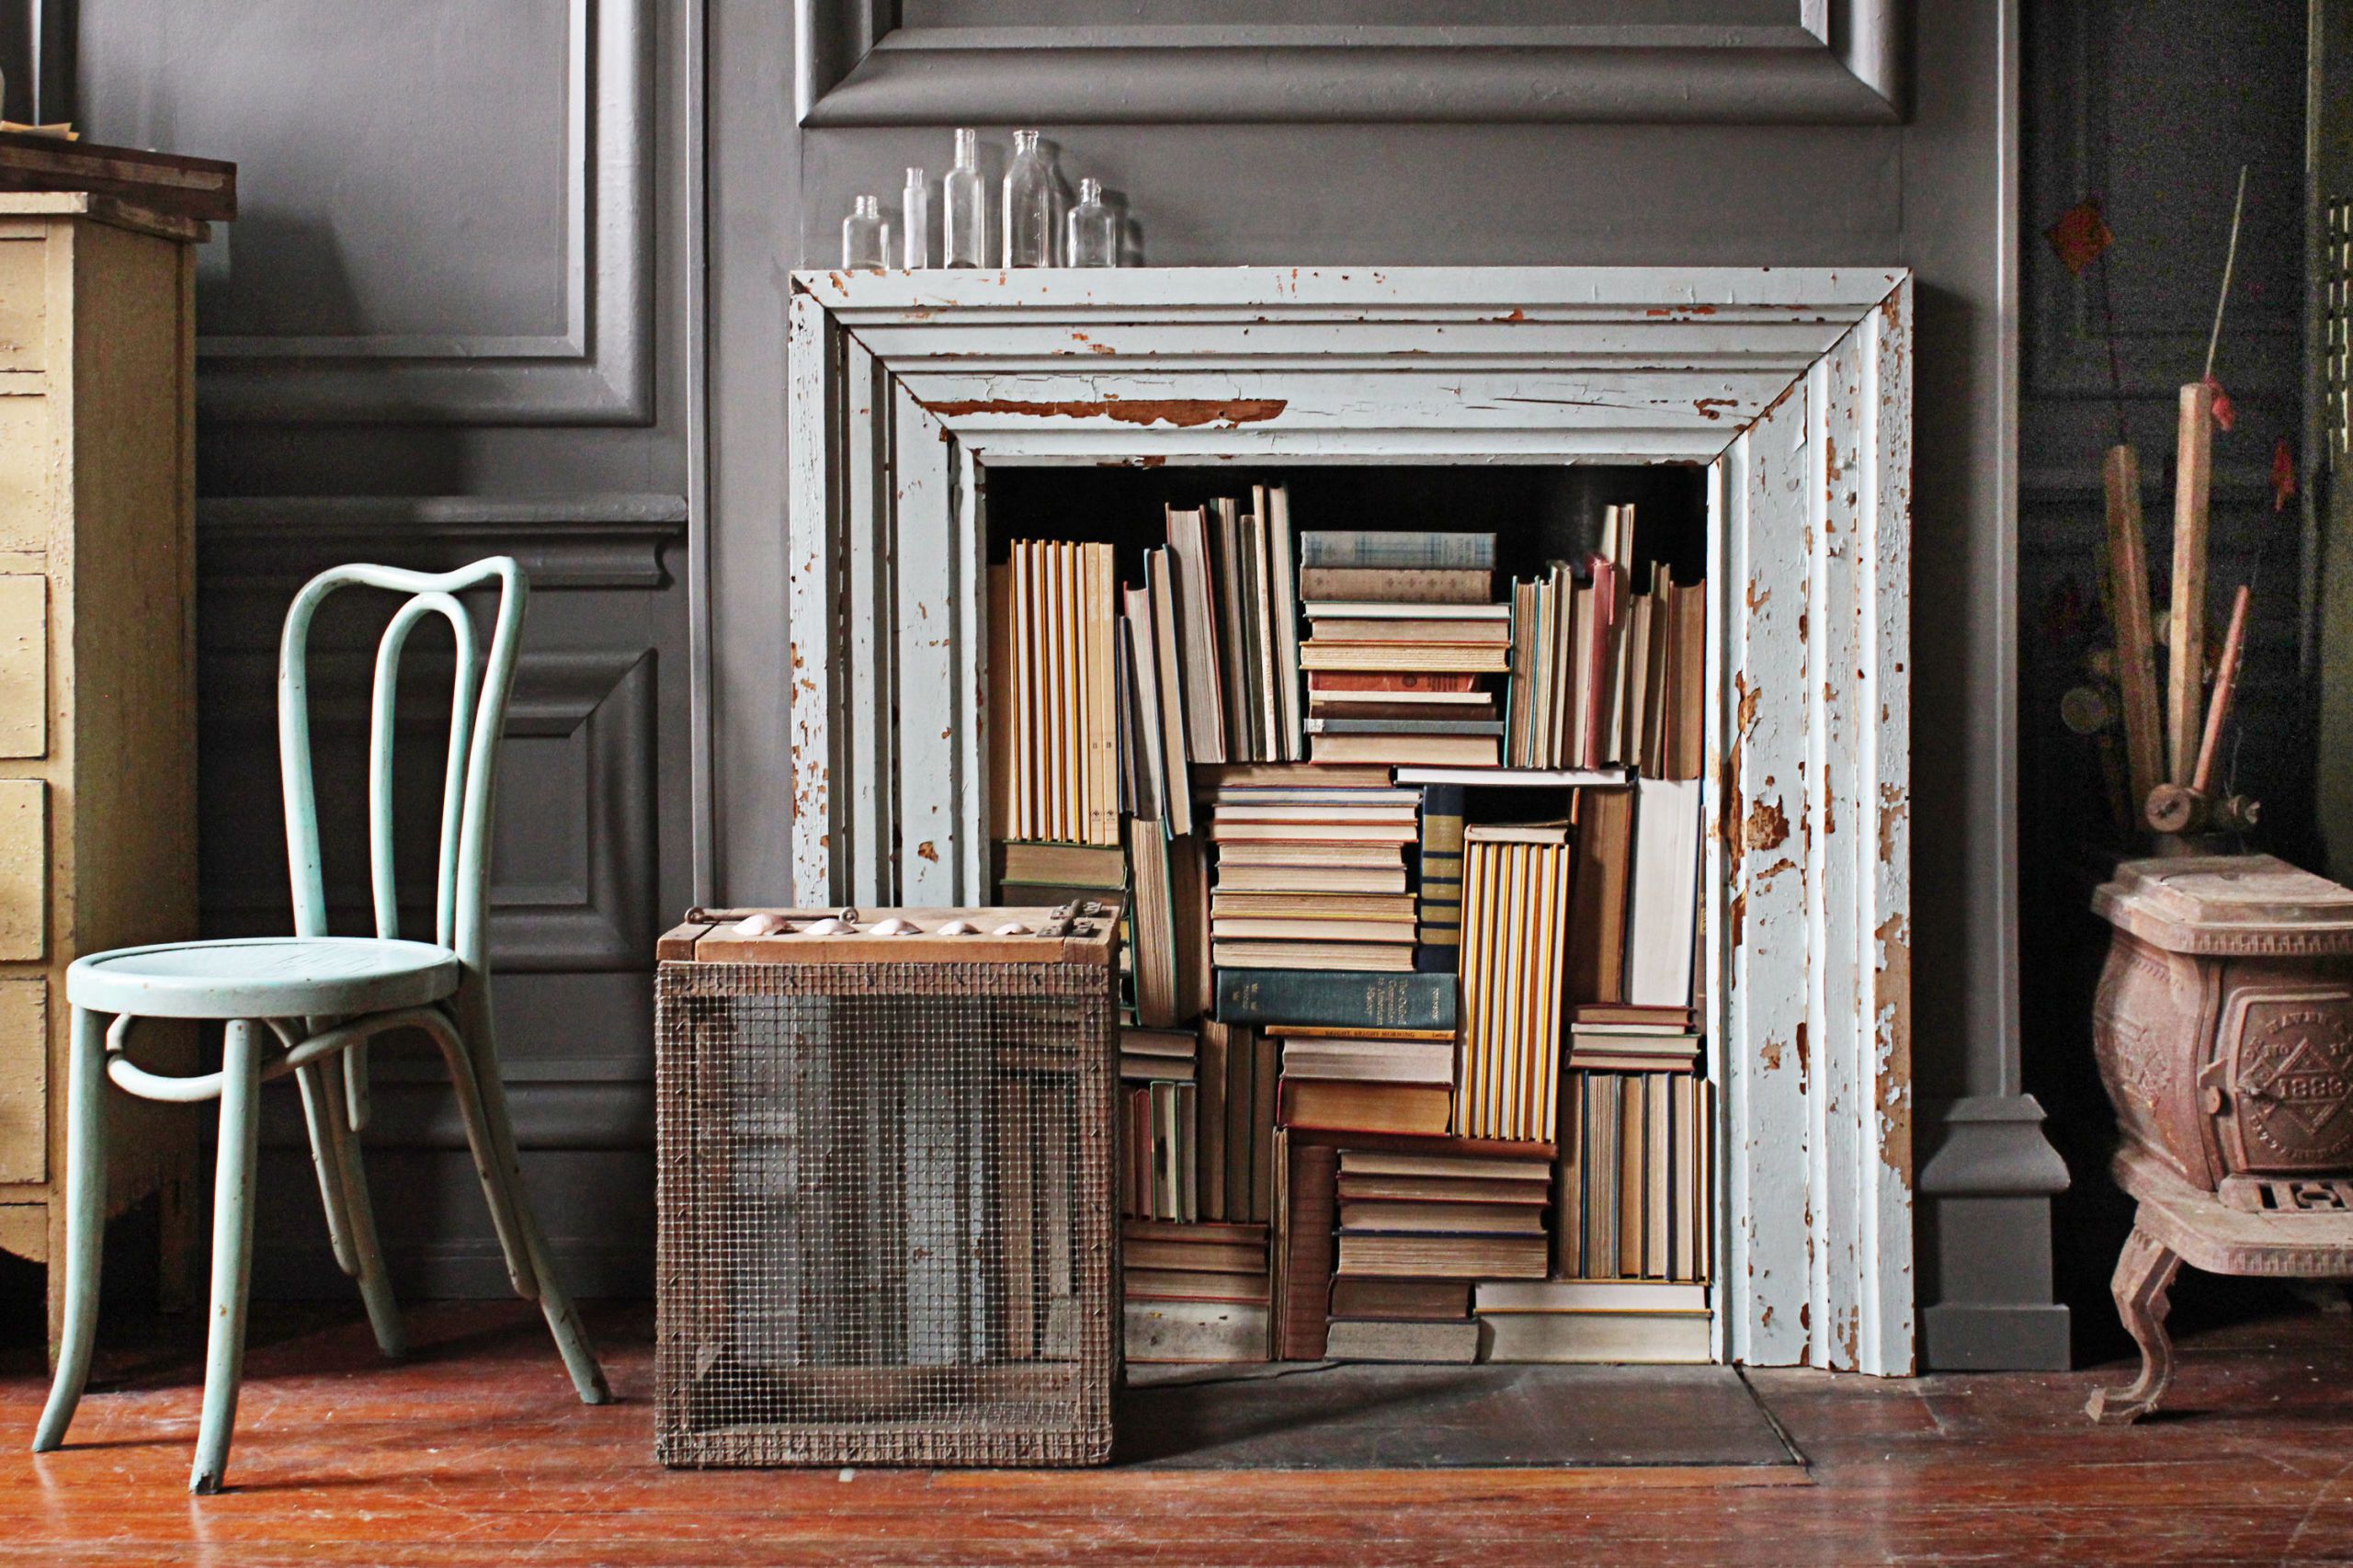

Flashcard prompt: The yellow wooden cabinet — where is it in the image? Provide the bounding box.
[0,194,202,1349]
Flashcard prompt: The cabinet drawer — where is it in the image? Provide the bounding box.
[0,978,44,1185]
[0,779,44,961]
[0,397,50,549]
[0,238,41,373]
[0,575,46,758]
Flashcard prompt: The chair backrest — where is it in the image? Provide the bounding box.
[277,558,529,971]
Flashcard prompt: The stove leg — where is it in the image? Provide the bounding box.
[2086,1221,2181,1425]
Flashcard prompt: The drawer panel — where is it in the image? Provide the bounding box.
[0,978,44,1185]
[0,239,41,373]
[0,779,45,960]
[0,575,46,758]
[0,396,51,550]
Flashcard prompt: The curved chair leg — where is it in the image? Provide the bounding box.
[417,1009,533,1301]
[295,1062,362,1278]
[314,1052,405,1359]
[191,1020,265,1495]
[2086,1221,2182,1426]
[32,1006,110,1454]
[451,994,609,1405]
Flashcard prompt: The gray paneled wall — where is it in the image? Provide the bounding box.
[65,0,2082,1367]
[74,0,695,1299]
[2016,0,2316,1357]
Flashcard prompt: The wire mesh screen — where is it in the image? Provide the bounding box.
[655,958,1119,1467]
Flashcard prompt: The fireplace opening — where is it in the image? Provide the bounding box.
[979,460,1723,1410]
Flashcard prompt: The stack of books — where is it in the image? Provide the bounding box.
[1501,505,1706,776]
[1555,1071,1715,1284]
[1455,824,1574,1143]
[1324,1147,1552,1361]
[1205,768,1421,974]
[992,540,1120,845]
[1123,1220,1272,1362]
[1272,1025,1456,1140]
[1121,1079,1198,1222]
[1472,1278,1711,1363]
[1163,489,1303,765]
[1195,1019,1278,1225]
[1120,1025,1198,1085]
[1298,531,1507,767]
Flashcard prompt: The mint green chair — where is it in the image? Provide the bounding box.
[31,558,610,1494]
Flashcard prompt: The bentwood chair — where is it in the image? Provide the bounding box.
[30,558,609,1494]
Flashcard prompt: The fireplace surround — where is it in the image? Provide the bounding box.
[785,266,1914,1374]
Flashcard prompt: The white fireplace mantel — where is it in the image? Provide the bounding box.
[786,266,1914,1375]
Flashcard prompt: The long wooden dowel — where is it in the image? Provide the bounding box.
[2100,445,2165,811]
[2166,381,2214,784]
[2190,584,2250,796]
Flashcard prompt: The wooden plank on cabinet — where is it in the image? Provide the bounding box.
[0,574,47,757]
[0,979,45,1183]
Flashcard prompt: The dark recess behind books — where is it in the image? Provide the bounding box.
[986,466,1708,589]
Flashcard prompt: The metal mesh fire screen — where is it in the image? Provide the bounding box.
[654,911,1120,1467]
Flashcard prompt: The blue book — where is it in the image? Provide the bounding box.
[1213,969,1458,1030]
[1299,531,1497,571]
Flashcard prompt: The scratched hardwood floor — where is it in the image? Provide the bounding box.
[5,1290,2353,1565]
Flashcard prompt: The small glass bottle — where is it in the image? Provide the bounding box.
[901,167,931,269]
[944,129,988,268]
[842,195,891,270]
[1003,130,1060,267]
[1067,178,1119,267]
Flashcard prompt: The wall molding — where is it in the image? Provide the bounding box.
[200,646,660,975]
[196,0,655,425]
[199,494,687,590]
[797,0,1907,127]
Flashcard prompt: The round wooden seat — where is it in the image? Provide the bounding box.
[67,937,460,1021]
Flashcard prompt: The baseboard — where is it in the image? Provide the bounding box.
[1921,1301,2073,1371]
[253,1239,651,1302]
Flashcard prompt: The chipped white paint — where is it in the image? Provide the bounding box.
[785,266,1914,1374]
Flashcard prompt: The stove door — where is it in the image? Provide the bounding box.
[2221,984,2353,1175]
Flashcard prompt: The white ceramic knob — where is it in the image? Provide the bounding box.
[733,912,790,937]
[805,916,852,937]
[938,919,980,936]
[994,921,1029,937]
[871,917,921,936]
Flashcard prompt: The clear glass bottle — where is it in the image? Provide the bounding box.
[1067,178,1119,267]
[1003,130,1061,267]
[842,195,891,270]
[944,129,988,268]
[901,167,931,269]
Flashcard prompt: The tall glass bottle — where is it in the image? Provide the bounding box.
[901,167,931,269]
[1003,130,1060,267]
[841,195,890,270]
[943,129,988,268]
[1067,178,1119,267]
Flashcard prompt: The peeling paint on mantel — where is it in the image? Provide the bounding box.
[786,267,1914,1376]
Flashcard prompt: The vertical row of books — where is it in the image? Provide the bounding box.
[993,491,1718,1366]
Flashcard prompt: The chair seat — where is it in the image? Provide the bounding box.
[66,937,461,1020]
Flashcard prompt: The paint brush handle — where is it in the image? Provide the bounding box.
[2190,584,2250,797]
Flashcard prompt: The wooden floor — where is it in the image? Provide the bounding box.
[6,1294,2353,1564]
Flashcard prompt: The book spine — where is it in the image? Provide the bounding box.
[1297,565,1494,605]
[1276,1140,1339,1360]
[1415,783,1465,974]
[1213,968,1459,1030]
[1300,531,1497,570]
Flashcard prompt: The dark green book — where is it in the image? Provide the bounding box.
[1213,969,1458,1030]
[1299,530,1497,571]
[1415,782,1466,975]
